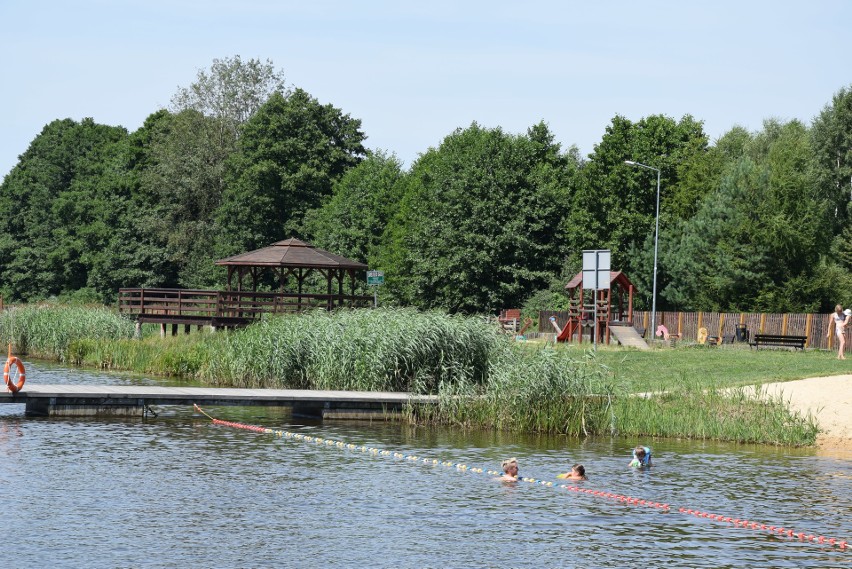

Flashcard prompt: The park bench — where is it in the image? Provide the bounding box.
[749,334,806,350]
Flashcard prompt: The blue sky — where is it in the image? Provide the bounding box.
[1,0,849,180]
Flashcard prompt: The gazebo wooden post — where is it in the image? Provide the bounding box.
[337,269,344,309]
[325,269,333,310]
[297,267,304,311]
[348,269,357,307]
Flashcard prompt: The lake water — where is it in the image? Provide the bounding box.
[1,361,850,568]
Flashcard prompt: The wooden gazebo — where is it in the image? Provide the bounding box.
[215,238,368,304]
[118,239,372,333]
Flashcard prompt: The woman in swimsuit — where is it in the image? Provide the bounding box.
[828,305,851,360]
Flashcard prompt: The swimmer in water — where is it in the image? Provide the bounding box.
[557,464,588,480]
[500,457,519,481]
[629,446,652,468]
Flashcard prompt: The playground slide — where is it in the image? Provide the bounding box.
[609,325,650,350]
[548,316,572,342]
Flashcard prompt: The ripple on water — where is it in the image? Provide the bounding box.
[0,363,849,568]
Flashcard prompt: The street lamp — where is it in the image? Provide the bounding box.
[625,160,661,337]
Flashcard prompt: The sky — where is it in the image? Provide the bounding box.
[1,0,849,180]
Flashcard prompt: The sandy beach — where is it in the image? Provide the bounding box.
[757,374,852,457]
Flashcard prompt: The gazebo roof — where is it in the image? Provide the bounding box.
[565,270,634,290]
[215,238,368,270]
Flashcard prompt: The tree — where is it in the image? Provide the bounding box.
[0,118,129,301]
[303,150,404,265]
[566,114,708,309]
[215,89,366,256]
[811,85,852,230]
[661,120,826,311]
[380,122,575,313]
[86,111,183,298]
[170,55,289,142]
[135,109,236,288]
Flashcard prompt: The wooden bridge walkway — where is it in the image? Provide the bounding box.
[0,385,436,418]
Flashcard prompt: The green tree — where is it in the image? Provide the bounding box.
[170,55,289,143]
[135,109,236,288]
[0,118,129,301]
[381,122,575,313]
[86,112,180,298]
[811,85,852,230]
[303,150,404,265]
[567,114,708,309]
[662,120,825,311]
[215,89,366,256]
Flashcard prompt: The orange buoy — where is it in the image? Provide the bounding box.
[4,356,25,393]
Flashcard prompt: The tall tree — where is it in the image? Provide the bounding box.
[136,109,236,288]
[215,89,367,256]
[170,55,289,142]
[662,120,825,311]
[0,118,129,301]
[303,150,404,265]
[811,85,852,230]
[566,114,708,309]
[381,122,575,313]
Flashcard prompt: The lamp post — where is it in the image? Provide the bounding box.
[625,160,661,337]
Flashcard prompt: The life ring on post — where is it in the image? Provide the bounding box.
[4,356,26,393]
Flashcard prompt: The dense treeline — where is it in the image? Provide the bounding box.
[1,56,850,313]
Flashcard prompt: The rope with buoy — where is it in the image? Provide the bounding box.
[192,405,848,551]
[4,343,25,394]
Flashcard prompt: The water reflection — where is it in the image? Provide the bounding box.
[0,362,849,568]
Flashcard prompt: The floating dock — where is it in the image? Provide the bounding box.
[0,384,436,418]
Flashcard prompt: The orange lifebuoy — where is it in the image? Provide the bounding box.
[4,356,25,393]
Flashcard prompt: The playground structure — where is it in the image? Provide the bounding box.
[497,308,534,339]
[549,271,637,345]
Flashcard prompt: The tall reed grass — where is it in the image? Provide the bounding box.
[0,304,135,360]
[612,380,820,446]
[199,308,504,391]
[415,348,619,436]
[68,334,219,377]
[0,303,820,445]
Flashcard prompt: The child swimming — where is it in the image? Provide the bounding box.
[629,446,652,468]
[557,464,588,480]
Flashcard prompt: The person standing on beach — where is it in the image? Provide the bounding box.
[828,305,851,360]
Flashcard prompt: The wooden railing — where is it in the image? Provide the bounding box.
[118,288,373,324]
[539,309,851,350]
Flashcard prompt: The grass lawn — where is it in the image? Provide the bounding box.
[549,342,849,392]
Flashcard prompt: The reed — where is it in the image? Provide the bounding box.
[0,303,822,445]
[414,348,619,436]
[68,334,218,377]
[0,303,135,360]
[197,308,504,391]
[612,378,820,446]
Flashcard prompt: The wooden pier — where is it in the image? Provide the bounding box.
[0,385,436,418]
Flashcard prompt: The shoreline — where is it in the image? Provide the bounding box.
[758,374,852,456]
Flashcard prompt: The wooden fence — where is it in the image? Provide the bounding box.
[539,310,850,350]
